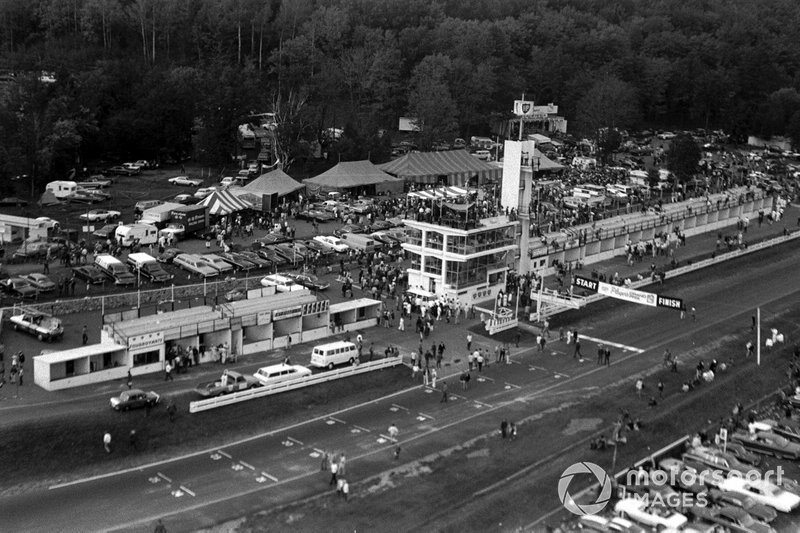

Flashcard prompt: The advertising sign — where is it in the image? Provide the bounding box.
[513,100,535,116]
[597,283,657,307]
[272,306,303,321]
[128,331,164,351]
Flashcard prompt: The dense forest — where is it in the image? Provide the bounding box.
[1,0,800,193]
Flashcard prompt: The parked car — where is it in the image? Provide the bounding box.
[334,224,366,237]
[158,223,186,241]
[272,243,305,263]
[12,242,61,261]
[79,209,121,222]
[110,389,160,411]
[20,273,56,292]
[122,162,143,173]
[195,370,260,397]
[173,193,196,205]
[731,431,800,459]
[753,419,800,443]
[257,248,289,267]
[72,265,109,284]
[173,253,219,278]
[194,186,216,199]
[237,250,273,269]
[614,498,688,530]
[219,252,256,271]
[313,235,349,252]
[689,505,775,533]
[168,176,203,187]
[303,239,334,257]
[93,224,120,239]
[349,200,374,214]
[708,489,778,524]
[297,209,336,223]
[157,247,185,264]
[107,165,137,176]
[256,233,290,246]
[260,274,304,292]
[9,311,63,341]
[369,219,395,231]
[718,477,800,513]
[199,253,234,275]
[253,364,312,387]
[0,277,39,299]
[288,273,330,291]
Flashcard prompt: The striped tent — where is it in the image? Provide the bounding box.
[199,189,253,215]
[379,150,502,186]
[407,186,472,200]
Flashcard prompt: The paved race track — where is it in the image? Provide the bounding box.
[2,242,800,532]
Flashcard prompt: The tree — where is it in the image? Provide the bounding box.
[407,54,459,149]
[666,133,700,187]
[576,75,639,137]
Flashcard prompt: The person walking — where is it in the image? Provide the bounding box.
[167,401,177,422]
[466,333,473,352]
[500,420,508,439]
[82,325,89,345]
[657,380,664,399]
[342,480,350,501]
[103,432,112,453]
[635,378,644,398]
[574,338,583,361]
[398,316,405,331]
[440,381,448,403]
[422,366,430,386]
[165,361,173,381]
[603,346,611,367]
[431,368,438,389]
[476,350,484,372]
[338,453,347,476]
[154,519,167,533]
[388,423,399,442]
[597,344,605,365]
[127,369,133,389]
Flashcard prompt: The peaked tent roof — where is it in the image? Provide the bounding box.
[304,160,402,190]
[242,169,305,197]
[378,150,502,186]
[531,149,564,172]
[199,188,253,215]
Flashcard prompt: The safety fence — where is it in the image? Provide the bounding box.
[189,355,403,413]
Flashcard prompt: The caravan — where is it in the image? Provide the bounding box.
[45,181,78,199]
[115,224,159,247]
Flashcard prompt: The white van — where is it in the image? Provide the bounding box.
[94,254,136,285]
[340,233,376,254]
[45,181,78,199]
[253,364,312,386]
[310,341,358,370]
[115,224,159,247]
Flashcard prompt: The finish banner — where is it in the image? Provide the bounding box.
[597,282,657,307]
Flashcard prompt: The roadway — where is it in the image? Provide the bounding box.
[2,236,799,531]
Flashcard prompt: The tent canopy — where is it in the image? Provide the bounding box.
[407,186,472,200]
[242,169,305,197]
[199,189,253,215]
[532,148,564,172]
[379,150,502,186]
[304,160,403,194]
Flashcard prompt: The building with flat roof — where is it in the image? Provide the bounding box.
[402,207,519,304]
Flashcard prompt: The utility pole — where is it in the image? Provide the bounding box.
[756,307,761,366]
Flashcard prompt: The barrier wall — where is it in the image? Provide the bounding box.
[189,355,403,413]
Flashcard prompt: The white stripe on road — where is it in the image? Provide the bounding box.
[504,382,521,389]
[417,412,434,420]
[352,425,370,433]
[157,472,172,483]
[179,485,195,497]
[261,472,278,482]
[473,400,493,408]
[391,403,409,411]
[287,436,303,446]
[327,416,346,424]
[217,450,232,459]
[578,335,645,354]
[239,461,255,471]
